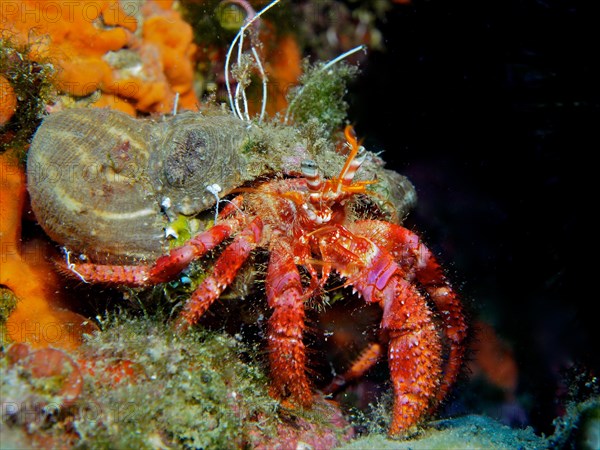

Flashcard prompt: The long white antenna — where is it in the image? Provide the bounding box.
[225,0,281,121]
[251,46,268,122]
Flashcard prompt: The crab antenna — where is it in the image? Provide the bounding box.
[251,46,268,123]
[225,0,280,120]
[321,44,367,72]
[334,125,367,193]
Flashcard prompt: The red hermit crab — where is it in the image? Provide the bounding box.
[37,125,466,435]
[24,0,466,436]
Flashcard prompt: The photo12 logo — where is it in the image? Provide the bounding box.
[1,1,138,26]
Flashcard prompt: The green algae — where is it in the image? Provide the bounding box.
[0,287,18,346]
[0,287,18,326]
[73,316,278,449]
[286,61,359,135]
[0,37,56,158]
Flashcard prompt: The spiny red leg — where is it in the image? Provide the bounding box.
[323,342,383,395]
[318,226,443,435]
[60,216,243,286]
[148,217,244,283]
[409,240,466,405]
[176,217,263,330]
[290,238,323,296]
[350,220,467,405]
[383,276,442,435]
[266,240,312,407]
[58,263,150,286]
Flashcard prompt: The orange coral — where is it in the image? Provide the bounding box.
[0,75,17,125]
[7,342,84,407]
[0,151,95,350]
[0,0,198,114]
[263,33,302,117]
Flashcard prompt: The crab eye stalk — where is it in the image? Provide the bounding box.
[357,145,366,159]
[340,145,367,188]
[301,159,324,193]
[301,159,318,176]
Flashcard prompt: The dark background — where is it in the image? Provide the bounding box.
[350,0,598,434]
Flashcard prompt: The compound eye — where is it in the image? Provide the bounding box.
[165,130,207,187]
[355,146,367,164]
[301,159,318,177]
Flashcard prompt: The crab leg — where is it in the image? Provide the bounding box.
[149,218,246,284]
[408,239,466,405]
[60,216,245,286]
[265,240,312,406]
[323,342,383,395]
[349,220,467,405]
[381,275,443,434]
[149,196,247,283]
[318,226,443,434]
[176,217,263,329]
[58,261,151,286]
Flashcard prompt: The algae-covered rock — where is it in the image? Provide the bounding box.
[340,415,546,450]
[0,315,353,449]
[548,395,600,450]
[72,317,274,449]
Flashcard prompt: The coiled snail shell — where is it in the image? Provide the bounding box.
[27,108,249,263]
